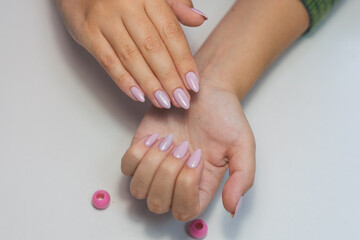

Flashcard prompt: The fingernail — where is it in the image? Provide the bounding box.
[231,196,243,218]
[130,87,145,102]
[185,72,200,92]
[187,149,201,168]
[190,8,208,20]
[155,90,171,109]
[158,134,173,152]
[174,88,190,109]
[144,133,158,147]
[173,141,189,159]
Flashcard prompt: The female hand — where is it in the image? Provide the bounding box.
[121,80,256,221]
[56,0,207,109]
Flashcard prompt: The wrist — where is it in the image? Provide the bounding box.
[194,0,309,100]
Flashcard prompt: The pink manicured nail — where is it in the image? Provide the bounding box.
[173,141,189,159]
[155,90,171,109]
[158,134,173,152]
[144,133,158,147]
[232,196,244,218]
[174,88,190,109]
[185,72,200,92]
[130,87,145,102]
[187,149,201,168]
[190,8,208,20]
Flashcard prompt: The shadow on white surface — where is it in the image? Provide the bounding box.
[48,2,149,133]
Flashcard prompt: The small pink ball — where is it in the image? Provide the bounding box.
[92,190,110,209]
[189,219,208,239]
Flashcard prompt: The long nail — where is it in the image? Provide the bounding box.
[173,141,189,159]
[185,72,200,92]
[144,133,158,147]
[155,90,171,109]
[158,134,173,152]
[174,88,190,109]
[190,8,208,20]
[130,87,145,102]
[187,149,201,168]
[231,196,243,218]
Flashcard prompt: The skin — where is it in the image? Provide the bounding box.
[56,0,206,109]
[122,0,310,221]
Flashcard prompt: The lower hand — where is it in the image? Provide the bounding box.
[56,0,207,109]
[121,79,256,221]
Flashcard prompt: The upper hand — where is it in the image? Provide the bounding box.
[56,0,207,109]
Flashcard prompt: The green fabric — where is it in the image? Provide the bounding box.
[300,0,340,32]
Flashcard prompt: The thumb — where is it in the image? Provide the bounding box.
[222,141,256,217]
[167,0,207,27]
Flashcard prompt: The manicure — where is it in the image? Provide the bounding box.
[187,149,201,168]
[174,88,190,109]
[173,141,189,159]
[190,8,208,20]
[130,86,145,102]
[158,134,173,152]
[231,196,244,218]
[144,133,158,147]
[154,90,171,109]
[185,72,200,92]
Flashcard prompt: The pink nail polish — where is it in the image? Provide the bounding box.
[174,88,190,109]
[144,133,158,147]
[185,72,200,92]
[187,149,201,168]
[232,196,243,218]
[154,90,171,109]
[190,8,208,20]
[173,141,189,159]
[130,87,145,102]
[158,134,173,152]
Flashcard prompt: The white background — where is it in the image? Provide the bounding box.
[1,0,359,239]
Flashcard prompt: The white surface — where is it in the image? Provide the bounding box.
[0,1,359,239]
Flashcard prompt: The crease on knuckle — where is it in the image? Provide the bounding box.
[172,210,192,222]
[99,53,117,70]
[163,21,181,39]
[114,73,130,86]
[159,162,178,178]
[130,185,146,199]
[147,200,169,214]
[143,35,162,53]
[120,44,138,61]
[177,175,195,189]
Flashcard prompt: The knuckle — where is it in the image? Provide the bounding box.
[147,200,169,214]
[120,44,138,61]
[114,73,130,86]
[163,21,182,39]
[247,175,255,189]
[159,162,178,178]
[143,35,162,53]
[177,175,195,189]
[98,54,117,69]
[172,210,192,222]
[130,185,147,199]
[180,53,194,65]
[161,70,178,83]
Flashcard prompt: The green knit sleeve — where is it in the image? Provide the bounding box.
[300,0,340,32]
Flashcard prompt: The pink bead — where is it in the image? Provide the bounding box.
[92,190,110,209]
[189,219,208,239]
